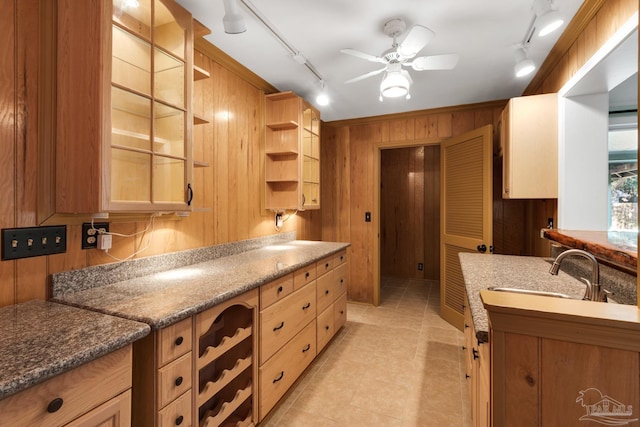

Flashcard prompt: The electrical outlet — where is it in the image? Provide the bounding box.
[82,222,109,249]
[1,226,67,260]
[418,263,424,271]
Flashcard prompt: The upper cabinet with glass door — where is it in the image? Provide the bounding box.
[52,0,193,218]
[302,102,320,209]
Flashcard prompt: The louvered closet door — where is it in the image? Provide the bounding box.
[440,125,493,330]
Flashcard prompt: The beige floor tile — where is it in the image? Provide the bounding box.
[265,277,469,426]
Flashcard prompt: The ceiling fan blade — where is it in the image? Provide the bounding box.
[340,48,385,63]
[398,25,435,58]
[410,54,460,71]
[344,67,387,84]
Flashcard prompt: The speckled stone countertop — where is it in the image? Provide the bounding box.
[0,300,149,400]
[460,253,594,343]
[53,241,349,329]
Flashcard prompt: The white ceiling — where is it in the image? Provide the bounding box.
[176,0,585,122]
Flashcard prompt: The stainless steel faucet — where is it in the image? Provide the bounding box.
[548,249,607,302]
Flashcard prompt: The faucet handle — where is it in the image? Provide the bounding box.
[598,289,613,303]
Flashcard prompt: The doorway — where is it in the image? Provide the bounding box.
[379,146,441,306]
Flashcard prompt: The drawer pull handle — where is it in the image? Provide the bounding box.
[302,302,311,310]
[464,323,469,329]
[277,285,283,293]
[273,371,284,383]
[47,397,63,413]
[175,336,184,346]
[175,415,184,425]
[465,374,470,379]
[175,376,183,387]
[302,344,311,352]
[273,321,285,331]
[325,290,330,295]
[462,345,467,350]
[305,272,310,278]
[473,349,479,360]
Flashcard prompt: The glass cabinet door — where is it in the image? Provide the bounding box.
[110,0,189,210]
[301,105,320,208]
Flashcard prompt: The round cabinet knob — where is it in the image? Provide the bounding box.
[305,272,310,278]
[175,415,184,425]
[325,290,329,295]
[47,397,64,413]
[175,376,183,387]
[175,336,184,346]
[277,285,283,293]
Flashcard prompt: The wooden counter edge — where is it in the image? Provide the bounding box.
[480,290,640,352]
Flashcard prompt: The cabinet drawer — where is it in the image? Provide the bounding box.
[316,269,335,314]
[333,250,347,267]
[334,262,347,299]
[317,305,335,353]
[260,282,316,364]
[316,256,334,276]
[334,292,347,331]
[293,265,316,290]
[158,390,191,427]
[259,320,316,419]
[260,274,294,309]
[158,317,192,367]
[157,352,192,409]
[0,345,131,427]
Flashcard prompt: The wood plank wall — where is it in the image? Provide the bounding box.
[380,146,440,280]
[322,103,508,304]
[0,1,320,308]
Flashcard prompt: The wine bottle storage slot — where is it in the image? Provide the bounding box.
[198,354,252,406]
[199,305,252,358]
[198,376,252,427]
[199,326,252,368]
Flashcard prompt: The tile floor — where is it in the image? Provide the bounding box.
[262,277,472,426]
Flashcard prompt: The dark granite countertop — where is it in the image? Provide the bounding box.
[0,300,149,400]
[460,253,592,343]
[53,240,349,329]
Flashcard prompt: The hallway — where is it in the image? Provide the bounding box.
[263,277,471,426]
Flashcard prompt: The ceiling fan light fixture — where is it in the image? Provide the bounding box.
[380,69,411,98]
[514,48,535,78]
[222,0,246,34]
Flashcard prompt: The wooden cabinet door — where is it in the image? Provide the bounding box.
[440,125,493,330]
[65,390,131,427]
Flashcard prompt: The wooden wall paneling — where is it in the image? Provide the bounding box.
[15,0,47,303]
[320,125,337,242]
[0,0,17,306]
[414,147,425,280]
[424,145,440,280]
[437,113,453,138]
[48,225,87,277]
[349,124,376,303]
[451,110,475,137]
[213,63,230,244]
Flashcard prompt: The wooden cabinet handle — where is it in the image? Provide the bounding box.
[273,321,285,331]
[187,183,193,206]
[302,344,311,352]
[302,302,311,310]
[175,336,183,346]
[175,376,183,387]
[273,371,284,383]
[47,397,63,413]
[175,415,184,425]
[277,285,283,293]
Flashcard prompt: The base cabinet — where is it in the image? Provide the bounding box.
[0,345,133,427]
[258,250,348,421]
[463,300,490,427]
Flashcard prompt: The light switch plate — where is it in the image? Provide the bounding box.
[1,226,67,260]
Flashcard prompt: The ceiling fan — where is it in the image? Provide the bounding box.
[341,18,459,100]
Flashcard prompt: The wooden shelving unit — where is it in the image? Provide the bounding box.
[264,91,320,211]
